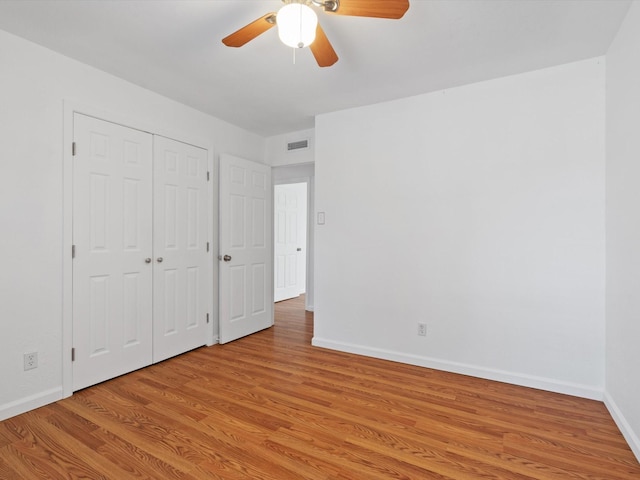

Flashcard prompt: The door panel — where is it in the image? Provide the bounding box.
[72,114,153,391]
[73,116,211,390]
[152,136,209,362]
[274,183,307,302]
[219,154,273,343]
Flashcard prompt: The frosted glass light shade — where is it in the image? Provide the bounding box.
[277,3,318,48]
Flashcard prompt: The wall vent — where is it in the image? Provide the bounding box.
[287,139,309,151]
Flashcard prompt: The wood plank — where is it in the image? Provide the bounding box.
[0,295,638,479]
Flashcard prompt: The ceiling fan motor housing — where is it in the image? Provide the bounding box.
[277,2,318,48]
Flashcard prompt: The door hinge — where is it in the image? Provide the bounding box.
[206,313,210,324]
[71,348,75,362]
[207,171,210,181]
[72,142,76,156]
[207,242,210,252]
[72,244,76,258]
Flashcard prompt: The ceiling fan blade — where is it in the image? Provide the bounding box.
[310,23,339,67]
[222,13,276,47]
[325,0,409,19]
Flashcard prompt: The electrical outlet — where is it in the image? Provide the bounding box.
[418,323,427,337]
[24,352,38,371]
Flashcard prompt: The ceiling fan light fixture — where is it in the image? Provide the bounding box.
[277,3,318,48]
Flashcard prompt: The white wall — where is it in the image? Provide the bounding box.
[0,29,265,419]
[314,58,606,399]
[266,128,315,166]
[605,1,640,460]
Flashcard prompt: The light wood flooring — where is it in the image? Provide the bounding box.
[1,295,639,479]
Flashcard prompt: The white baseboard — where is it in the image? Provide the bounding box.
[311,337,603,401]
[604,391,640,463]
[0,387,63,421]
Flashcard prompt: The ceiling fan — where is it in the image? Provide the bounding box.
[222,0,410,67]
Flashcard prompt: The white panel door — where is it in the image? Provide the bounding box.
[72,114,153,391]
[219,154,273,343]
[153,136,209,362]
[274,183,307,302]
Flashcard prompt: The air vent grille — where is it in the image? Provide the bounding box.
[287,139,309,151]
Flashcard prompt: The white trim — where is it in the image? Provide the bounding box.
[62,101,74,398]
[0,388,63,421]
[273,175,311,186]
[311,337,604,401]
[63,99,217,397]
[604,391,640,462]
[207,146,220,347]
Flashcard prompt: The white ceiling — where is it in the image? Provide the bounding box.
[0,0,632,137]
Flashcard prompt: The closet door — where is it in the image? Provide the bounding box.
[72,114,153,391]
[152,136,209,362]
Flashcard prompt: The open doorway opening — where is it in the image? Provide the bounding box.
[274,182,307,302]
[272,163,314,312]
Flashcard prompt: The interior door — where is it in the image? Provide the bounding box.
[219,154,273,343]
[152,136,210,362]
[274,183,307,302]
[72,113,153,391]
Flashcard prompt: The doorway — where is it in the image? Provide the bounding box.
[272,163,314,312]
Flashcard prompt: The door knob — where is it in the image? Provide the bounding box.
[223,254,232,262]
[156,257,164,263]
[297,248,302,251]
[144,257,152,263]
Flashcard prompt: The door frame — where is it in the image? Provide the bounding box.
[272,164,315,312]
[62,101,216,398]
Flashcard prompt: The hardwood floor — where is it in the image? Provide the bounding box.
[1,295,639,479]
